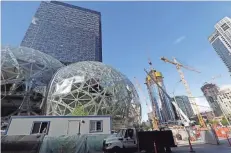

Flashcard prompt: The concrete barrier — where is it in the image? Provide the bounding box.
[200,130,219,145]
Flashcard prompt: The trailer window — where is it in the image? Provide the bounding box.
[31,121,49,134]
[90,120,103,132]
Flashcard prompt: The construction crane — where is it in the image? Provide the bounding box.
[147,57,163,129]
[146,56,175,128]
[146,55,194,127]
[133,77,159,130]
[144,69,194,127]
[160,57,207,128]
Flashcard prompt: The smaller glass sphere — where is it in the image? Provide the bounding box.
[1,46,63,118]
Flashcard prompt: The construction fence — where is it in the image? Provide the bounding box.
[170,126,227,146]
[213,126,231,139]
[1,134,109,153]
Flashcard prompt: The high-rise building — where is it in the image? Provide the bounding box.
[145,70,176,123]
[21,1,102,64]
[209,17,231,73]
[172,96,194,119]
[217,87,231,118]
[201,83,223,117]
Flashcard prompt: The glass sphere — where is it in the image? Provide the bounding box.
[1,46,63,118]
[46,61,141,129]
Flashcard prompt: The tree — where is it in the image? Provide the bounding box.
[72,106,89,116]
[208,119,219,125]
[221,117,229,126]
[141,121,152,131]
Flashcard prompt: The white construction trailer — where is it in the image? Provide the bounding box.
[6,115,111,136]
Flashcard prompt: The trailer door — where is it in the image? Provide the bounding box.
[67,120,79,135]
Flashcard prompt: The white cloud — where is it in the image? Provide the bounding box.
[173,36,186,44]
[220,84,231,90]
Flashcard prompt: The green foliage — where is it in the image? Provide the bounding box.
[221,117,229,126]
[141,121,152,131]
[209,119,219,125]
[72,106,89,116]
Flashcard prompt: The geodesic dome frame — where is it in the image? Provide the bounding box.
[1,46,64,120]
[46,61,141,129]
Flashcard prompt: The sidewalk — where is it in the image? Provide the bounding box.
[176,140,204,146]
[172,139,231,153]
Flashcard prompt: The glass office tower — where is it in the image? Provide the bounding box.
[145,70,176,123]
[209,17,231,74]
[173,96,194,118]
[21,1,102,64]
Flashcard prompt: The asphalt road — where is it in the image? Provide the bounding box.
[172,139,231,153]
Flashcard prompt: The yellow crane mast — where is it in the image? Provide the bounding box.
[160,57,206,128]
[134,77,159,130]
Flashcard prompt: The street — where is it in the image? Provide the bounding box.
[172,139,231,153]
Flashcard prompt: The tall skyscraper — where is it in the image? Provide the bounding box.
[209,17,231,73]
[201,83,223,117]
[21,1,102,64]
[173,96,194,119]
[145,70,176,123]
[217,87,231,118]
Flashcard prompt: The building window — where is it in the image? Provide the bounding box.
[89,120,103,132]
[31,121,49,134]
[209,96,214,103]
[221,23,229,31]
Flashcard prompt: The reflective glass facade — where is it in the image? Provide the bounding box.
[212,38,231,72]
[146,83,163,122]
[209,17,231,73]
[174,96,194,118]
[146,71,176,123]
[21,1,102,64]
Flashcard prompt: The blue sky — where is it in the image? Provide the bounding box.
[2,1,231,121]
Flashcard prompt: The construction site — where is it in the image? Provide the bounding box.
[134,56,231,149]
[2,54,231,153]
[2,1,231,153]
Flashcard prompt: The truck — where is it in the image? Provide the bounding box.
[102,128,177,153]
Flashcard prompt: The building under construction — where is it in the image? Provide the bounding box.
[145,70,176,123]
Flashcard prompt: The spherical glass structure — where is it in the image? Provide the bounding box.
[1,46,64,121]
[46,61,141,129]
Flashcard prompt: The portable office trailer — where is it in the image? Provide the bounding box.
[6,115,111,136]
